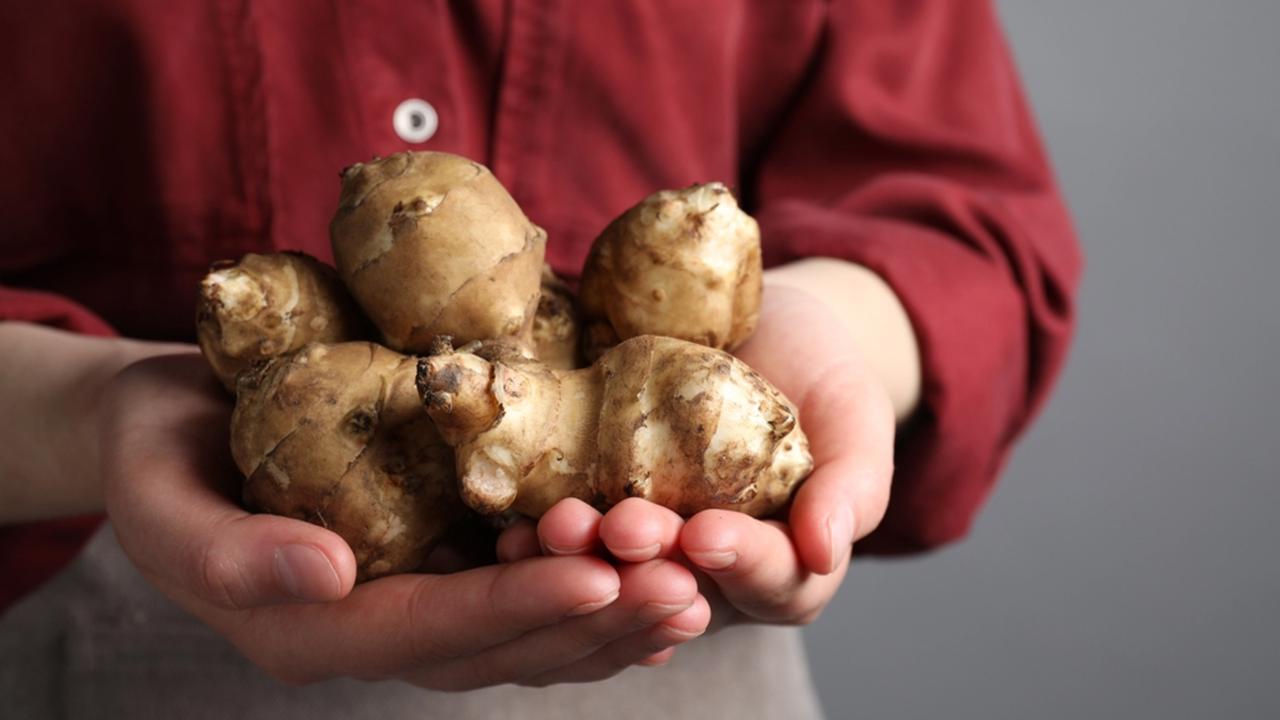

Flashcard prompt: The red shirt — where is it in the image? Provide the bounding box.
[0,0,1080,609]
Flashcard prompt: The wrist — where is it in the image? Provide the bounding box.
[62,337,146,492]
[0,323,189,523]
[763,259,922,423]
[64,337,194,510]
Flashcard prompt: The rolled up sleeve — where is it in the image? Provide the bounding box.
[751,0,1082,552]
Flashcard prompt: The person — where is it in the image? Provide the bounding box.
[0,1,1079,717]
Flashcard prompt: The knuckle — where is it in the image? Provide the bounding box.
[484,562,542,635]
[403,577,454,663]
[571,620,624,649]
[196,541,250,611]
[485,563,516,620]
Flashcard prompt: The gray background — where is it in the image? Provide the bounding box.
[803,1,1280,718]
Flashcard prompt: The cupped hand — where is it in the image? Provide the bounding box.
[97,352,704,689]
[682,283,896,626]
[501,283,896,631]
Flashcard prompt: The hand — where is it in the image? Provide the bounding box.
[681,282,897,626]
[499,281,897,630]
[97,352,706,689]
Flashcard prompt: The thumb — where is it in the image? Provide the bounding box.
[185,513,358,608]
[113,482,359,609]
[100,367,358,610]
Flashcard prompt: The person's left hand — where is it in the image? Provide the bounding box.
[497,283,897,644]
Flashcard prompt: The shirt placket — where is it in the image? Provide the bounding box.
[490,0,568,217]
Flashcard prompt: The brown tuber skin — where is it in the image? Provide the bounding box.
[531,264,584,370]
[232,342,461,580]
[196,252,369,391]
[198,157,788,580]
[579,182,763,361]
[417,335,812,520]
[330,151,547,352]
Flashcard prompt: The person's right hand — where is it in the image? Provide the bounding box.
[98,351,708,689]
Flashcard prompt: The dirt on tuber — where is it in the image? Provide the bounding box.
[417,335,812,519]
[330,152,547,353]
[579,183,762,361]
[231,342,460,580]
[196,251,369,391]
[197,151,813,582]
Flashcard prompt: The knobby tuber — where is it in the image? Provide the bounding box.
[579,183,762,361]
[196,251,368,390]
[417,335,813,519]
[330,152,547,352]
[231,342,460,580]
[197,151,814,582]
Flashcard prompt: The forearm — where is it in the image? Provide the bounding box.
[0,322,188,524]
[765,258,921,423]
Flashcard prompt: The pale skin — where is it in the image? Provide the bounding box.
[496,258,921,661]
[0,257,919,684]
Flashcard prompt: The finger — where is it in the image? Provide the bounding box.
[599,497,685,562]
[101,392,358,608]
[536,498,604,556]
[637,647,678,667]
[199,514,356,607]
[681,510,846,623]
[787,363,895,575]
[414,559,697,691]
[521,593,711,686]
[495,519,541,562]
[230,554,622,685]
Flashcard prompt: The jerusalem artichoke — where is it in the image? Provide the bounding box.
[579,183,762,361]
[416,335,812,519]
[330,152,547,352]
[197,152,811,582]
[232,342,460,580]
[196,252,368,391]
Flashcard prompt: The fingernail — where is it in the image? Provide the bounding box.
[542,541,591,556]
[655,624,705,642]
[611,543,661,562]
[825,505,854,574]
[686,549,737,571]
[638,600,693,624]
[274,544,340,602]
[566,589,620,617]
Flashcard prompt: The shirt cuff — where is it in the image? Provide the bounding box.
[0,286,117,338]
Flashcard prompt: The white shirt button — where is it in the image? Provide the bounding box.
[393,98,438,144]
